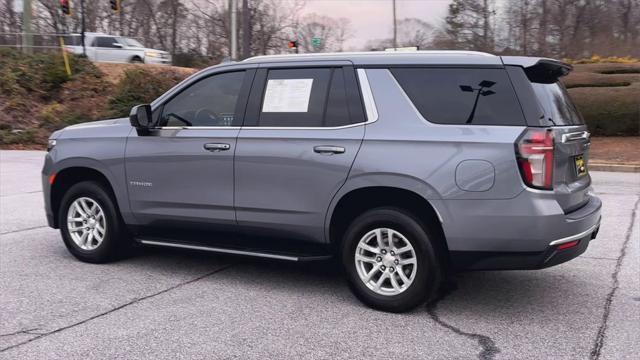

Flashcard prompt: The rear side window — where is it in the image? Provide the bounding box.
[391,68,526,126]
[530,82,584,126]
[257,68,351,127]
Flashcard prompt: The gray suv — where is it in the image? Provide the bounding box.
[42,51,602,312]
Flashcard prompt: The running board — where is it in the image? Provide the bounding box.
[136,238,332,262]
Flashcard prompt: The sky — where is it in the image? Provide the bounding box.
[12,0,451,50]
[300,0,451,49]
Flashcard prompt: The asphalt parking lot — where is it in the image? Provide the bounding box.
[1,150,638,359]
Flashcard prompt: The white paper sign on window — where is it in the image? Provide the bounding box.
[262,79,314,112]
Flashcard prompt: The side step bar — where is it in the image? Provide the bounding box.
[137,238,332,262]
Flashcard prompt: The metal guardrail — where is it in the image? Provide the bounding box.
[0,32,144,53]
[0,32,67,52]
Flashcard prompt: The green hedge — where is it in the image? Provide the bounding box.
[569,86,640,136]
[108,67,190,118]
[564,63,640,136]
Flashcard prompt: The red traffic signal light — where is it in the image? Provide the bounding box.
[60,0,71,16]
[110,0,121,12]
[287,41,297,49]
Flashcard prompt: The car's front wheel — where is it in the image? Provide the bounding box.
[341,207,442,312]
[59,181,130,263]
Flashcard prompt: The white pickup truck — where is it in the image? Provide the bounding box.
[63,32,171,65]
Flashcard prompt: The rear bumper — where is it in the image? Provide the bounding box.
[450,224,599,270]
[439,192,602,270]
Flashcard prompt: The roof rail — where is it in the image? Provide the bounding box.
[244,50,496,62]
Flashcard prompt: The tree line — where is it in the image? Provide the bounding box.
[1,0,638,64]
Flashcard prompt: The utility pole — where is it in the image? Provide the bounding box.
[230,0,238,60]
[242,0,250,59]
[392,0,397,51]
[80,0,87,57]
[22,0,33,54]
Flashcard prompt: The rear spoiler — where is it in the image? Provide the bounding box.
[501,56,573,84]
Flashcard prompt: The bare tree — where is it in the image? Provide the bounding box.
[365,18,434,50]
[295,13,353,53]
[438,0,495,51]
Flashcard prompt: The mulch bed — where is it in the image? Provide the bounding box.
[589,136,640,165]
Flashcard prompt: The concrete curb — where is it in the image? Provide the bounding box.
[590,163,640,173]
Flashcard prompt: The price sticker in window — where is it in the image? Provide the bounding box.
[262,79,314,113]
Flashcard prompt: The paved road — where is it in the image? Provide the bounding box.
[1,150,638,359]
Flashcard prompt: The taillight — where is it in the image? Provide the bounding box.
[516,128,554,190]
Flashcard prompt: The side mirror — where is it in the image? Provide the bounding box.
[112,42,123,48]
[130,104,153,129]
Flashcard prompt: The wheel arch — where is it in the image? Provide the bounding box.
[327,186,449,266]
[50,166,119,228]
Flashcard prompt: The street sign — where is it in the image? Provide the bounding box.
[311,37,321,48]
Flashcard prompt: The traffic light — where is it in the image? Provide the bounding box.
[287,41,297,49]
[110,0,121,12]
[60,0,71,16]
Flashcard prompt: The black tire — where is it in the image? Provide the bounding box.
[341,207,442,312]
[58,181,130,263]
[130,57,144,64]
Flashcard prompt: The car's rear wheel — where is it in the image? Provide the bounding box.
[59,181,130,263]
[341,207,442,312]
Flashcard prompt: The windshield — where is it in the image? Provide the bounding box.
[120,37,145,48]
[531,82,584,126]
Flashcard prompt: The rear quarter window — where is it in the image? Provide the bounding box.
[391,68,526,126]
[530,82,584,126]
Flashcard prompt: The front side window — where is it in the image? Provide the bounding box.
[94,37,120,48]
[391,68,526,126]
[120,37,144,48]
[257,68,351,127]
[159,71,245,127]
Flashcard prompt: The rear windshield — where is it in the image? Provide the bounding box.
[531,82,584,126]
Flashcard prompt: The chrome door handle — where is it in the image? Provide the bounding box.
[314,145,345,154]
[204,143,231,152]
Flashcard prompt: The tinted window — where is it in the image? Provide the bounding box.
[325,68,351,127]
[531,82,584,125]
[257,68,350,127]
[391,68,526,126]
[95,37,120,48]
[160,71,245,127]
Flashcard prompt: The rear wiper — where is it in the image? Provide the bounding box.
[547,117,556,126]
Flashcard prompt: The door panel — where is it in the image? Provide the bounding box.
[125,69,253,228]
[234,65,366,243]
[125,129,239,225]
[94,37,122,62]
[234,127,364,242]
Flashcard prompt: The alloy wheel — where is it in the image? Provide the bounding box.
[66,197,107,251]
[354,228,418,296]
